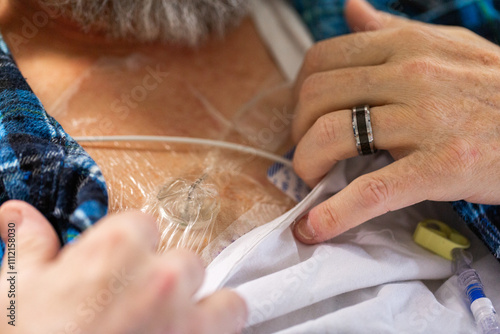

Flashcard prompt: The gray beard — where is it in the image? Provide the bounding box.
[41,0,249,45]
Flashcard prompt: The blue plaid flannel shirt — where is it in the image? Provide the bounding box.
[0,39,108,264]
[0,0,499,264]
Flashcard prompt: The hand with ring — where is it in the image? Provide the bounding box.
[292,0,500,243]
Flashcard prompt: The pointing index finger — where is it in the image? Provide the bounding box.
[294,156,433,244]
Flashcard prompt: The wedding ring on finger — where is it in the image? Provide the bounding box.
[352,105,377,156]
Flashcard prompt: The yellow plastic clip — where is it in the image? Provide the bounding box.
[413,219,470,261]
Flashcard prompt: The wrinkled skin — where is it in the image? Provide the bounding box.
[292,0,500,243]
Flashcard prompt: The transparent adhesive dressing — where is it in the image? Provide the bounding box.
[50,53,297,265]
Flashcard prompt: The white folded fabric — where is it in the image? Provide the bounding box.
[198,155,500,333]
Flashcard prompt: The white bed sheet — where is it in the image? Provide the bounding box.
[199,154,500,333]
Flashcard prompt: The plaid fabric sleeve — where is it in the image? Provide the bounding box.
[0,35,108,265]
[289,0,500,261]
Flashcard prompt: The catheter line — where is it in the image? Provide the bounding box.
[74,135,294,168]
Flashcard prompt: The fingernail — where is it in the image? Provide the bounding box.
[294,214,315,241]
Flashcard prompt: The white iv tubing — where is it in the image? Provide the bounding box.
[74,135,294,168]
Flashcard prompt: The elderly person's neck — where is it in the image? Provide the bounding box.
[0,0,286,118]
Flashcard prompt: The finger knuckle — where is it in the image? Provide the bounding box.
[105,227,136,248]
[315,202,346,235]
[476,48,500,67]
[166,249,204,280]
[314,113,342,147]
[399,25,435,42]
[84,228,138,268]
[400,57,444,80]
[151,265,179,294]
[355,175,392,211]
[442,138,480,173]
[358,67,376,91]
[396,25,448,57]
[303,42,327,74]
[77,256,115,290]
[298,72,325,103]
[82,227,131,259]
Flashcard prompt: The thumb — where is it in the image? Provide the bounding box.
[0,200,60,270]
[344,0,410,32]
